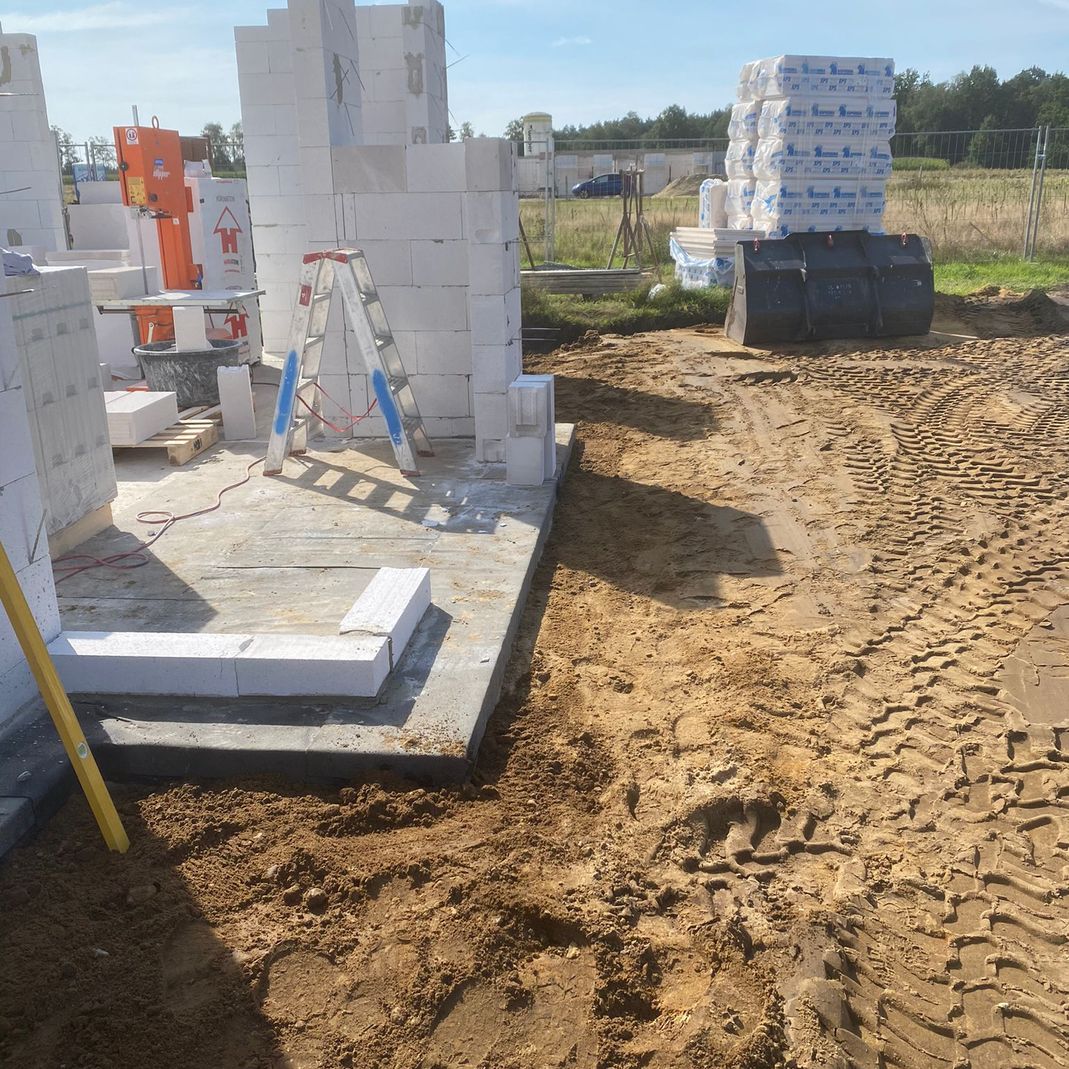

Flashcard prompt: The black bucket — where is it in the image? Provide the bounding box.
[133,339,245,407]
[725,231,935,346]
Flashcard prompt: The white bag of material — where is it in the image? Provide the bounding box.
[728,101,761,141]
[670,235,737,289]
[736,61,759,102]
[759,98,897,140]
[752,55,895,100]
[698,179,729,229]
[753,137,893,181]
[725,137,757,179]
[725,178,756,229]
[752,179,886,232]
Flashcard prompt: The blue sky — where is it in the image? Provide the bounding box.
[0,0,1067,140]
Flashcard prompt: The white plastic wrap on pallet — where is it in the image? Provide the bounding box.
[698,179,729,230]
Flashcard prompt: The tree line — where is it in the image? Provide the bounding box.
[50,122,245,176]
[506,65,1069,167]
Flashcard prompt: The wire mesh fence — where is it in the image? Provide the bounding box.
[58,127,1068,261]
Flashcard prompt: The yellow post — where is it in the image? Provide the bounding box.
[0,542,129,853]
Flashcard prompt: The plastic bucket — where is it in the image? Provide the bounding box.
[133,339,244,407]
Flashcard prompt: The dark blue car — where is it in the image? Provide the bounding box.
[571,173,623,198]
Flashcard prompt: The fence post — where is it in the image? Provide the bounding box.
[1023,125,1050,260]
[1030,125,1050,261]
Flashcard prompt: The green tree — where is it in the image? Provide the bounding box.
[202,122,231,169]
[87,135,116,173]
[459,121,474,140]
[228,121,245,170]
[51,125,77,175]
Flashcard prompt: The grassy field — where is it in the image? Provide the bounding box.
[521,169,1069,269]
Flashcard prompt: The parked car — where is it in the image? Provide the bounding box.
[571,173,623,199]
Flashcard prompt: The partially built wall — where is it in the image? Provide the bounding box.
[236,0,521,462]
[0,30,66,251]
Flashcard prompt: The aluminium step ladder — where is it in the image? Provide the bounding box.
[264,250,434,477]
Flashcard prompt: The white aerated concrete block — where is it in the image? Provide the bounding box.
[465,191,521,244]
[470,292,520,347]
[474,391,508,440]
[414,330,473,376]
[470,242,520,296]
[217,366,258,440]
[351,193,463,241]
[472,339,522,395]
[49,631,249,697]
[411,240,469,286]
[465,138,516,192]
[235,634,390,697]
[339,566,431,668]
[406,143,467,193]
[104,391,179,446]
[331,146,407,193]
[410,374,471,418]
[506,435,548,486]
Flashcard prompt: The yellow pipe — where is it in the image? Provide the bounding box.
[0,541,129,853]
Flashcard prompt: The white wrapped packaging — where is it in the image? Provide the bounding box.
[725,178,756,229]
[752,55,895,100]
[725,137,758,179]
[728,101,761,141]
[752,178,887,235]
[759,98,897,140]
[698,179,729,229]
[753,137,892,181]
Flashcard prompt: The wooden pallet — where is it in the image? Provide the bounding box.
[120,418,219,466]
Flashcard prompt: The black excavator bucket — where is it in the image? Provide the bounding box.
[725,230,934,346]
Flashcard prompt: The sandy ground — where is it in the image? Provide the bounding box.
[1,291,1068,1069]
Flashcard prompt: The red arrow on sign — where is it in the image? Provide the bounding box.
[213,207,243,254]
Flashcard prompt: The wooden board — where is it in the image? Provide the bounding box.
[118,419,219,466]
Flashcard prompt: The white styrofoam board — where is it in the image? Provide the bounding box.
[217,366,258,441]
[339,566,431,668]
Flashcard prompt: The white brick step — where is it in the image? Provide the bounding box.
[48,567,432,699]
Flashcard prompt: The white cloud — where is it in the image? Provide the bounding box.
[552,35,592,47]
[0,2,183,33]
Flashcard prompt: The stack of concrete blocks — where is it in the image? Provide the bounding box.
[235,0,522,463]
[3,267,117,537]
[506,374,555,486]
[354,3,448,146]
[329,138,521,458]
[0,30,65,251]
[0,295,61,725]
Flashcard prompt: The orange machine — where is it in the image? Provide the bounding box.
[114,120,199,342]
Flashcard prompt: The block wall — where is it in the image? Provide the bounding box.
[354,2,448,146]
[0,33,66,251]
[4,267,117,535]
[236,1,517,460]
[0,296,62,726]
[326,139,520,459]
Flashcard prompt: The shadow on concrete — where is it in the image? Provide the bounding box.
[553,374,716,442]
[274,453,503,535]
[0,798,287,1068]
[550,454,782,610]
[53,533,220,633]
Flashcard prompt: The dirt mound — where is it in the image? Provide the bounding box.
[934,286,1069,337]
[3,323,1069,1068]
[655,173,714,198]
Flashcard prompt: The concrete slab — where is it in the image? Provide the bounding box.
[50,412,574,783]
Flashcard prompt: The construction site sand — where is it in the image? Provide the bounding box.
[1,290,1067,1069]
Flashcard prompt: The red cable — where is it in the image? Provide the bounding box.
[52,384,378,583]
[52,458,265,583]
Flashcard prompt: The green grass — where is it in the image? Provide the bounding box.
[521,260,1069,343]
[934,257,1069,295]
[892,157,951,171]
[521,281,731,344]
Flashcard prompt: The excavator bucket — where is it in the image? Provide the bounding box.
[725,231,934,346]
